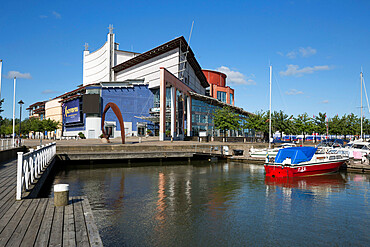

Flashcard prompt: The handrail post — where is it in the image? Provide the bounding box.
[29,149,34,183]
[16,142,56,201]
[16,152,24,200]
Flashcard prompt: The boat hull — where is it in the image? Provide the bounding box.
[264,160,347,177]
[250,152,278,158]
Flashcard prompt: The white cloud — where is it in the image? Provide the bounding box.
[39,15,48,19]
[286,51,297,59]
[279,46,317,59]
[280,64,332,77]
[52,11,61,19]
[321,100,329,104]
[216,66,256,85]
[299,47,316,57]
[4,71,32,79]
[285,89,304,95]
[42,89,59,94]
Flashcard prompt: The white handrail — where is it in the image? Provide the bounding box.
[16,142,56,200]
[0,138,22,151]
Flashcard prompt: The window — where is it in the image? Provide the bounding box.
[230,93,233,105]
[217,91,227,103]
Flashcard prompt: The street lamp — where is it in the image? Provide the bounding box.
[18,100,24,145]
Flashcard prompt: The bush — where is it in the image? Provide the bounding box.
[165,130,171,137]
[78,132,86,139]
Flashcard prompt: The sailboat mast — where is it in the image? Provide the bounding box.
[361,71,363,139]
[269,65,272,149]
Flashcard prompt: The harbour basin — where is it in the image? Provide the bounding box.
[45,160,370,246]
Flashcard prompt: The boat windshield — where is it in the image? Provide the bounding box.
[352,144,369,150]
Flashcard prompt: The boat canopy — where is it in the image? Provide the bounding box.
[274,147,317,164]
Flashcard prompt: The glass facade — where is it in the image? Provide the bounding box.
[191,98,254,137]
[191,99,219,136]
[217,91,227,103]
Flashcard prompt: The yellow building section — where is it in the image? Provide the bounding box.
[45,98,63,138]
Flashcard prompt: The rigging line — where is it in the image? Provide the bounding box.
[181,21,194,80]
[350,77,360,114]
[273,72,288,112]
[363,77,370,114]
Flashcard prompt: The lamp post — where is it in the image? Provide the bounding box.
[18,100,24,145]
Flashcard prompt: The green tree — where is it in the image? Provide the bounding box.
[0,99,4,115]
[328,115,342,138]
[272,110,292,139]
[42,119,60,132]
[213,106,240,137]
[293,113,311,142]
[363,117,370,137]
[313,112,327,135]
[0,118,19,136]
[243,110,268,141]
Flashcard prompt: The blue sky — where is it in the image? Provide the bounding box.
[1,0,370,119]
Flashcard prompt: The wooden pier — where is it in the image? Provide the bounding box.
[0,159,103,246]
[345,160,370,173]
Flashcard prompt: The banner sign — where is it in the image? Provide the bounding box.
[63,99,81,124]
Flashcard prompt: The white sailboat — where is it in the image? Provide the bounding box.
[328,71,370,161]
[249,66,294,159]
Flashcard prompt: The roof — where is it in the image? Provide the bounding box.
[188,91,253,117]
[275,147,317,164]
[55,83,99,100]
[112,36,209,88]
[202,69,227,78]
[33,108,45,114]
[59,94,82,103]
[26,101,45,110]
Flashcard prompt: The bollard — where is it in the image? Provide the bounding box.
[54,184,69,206]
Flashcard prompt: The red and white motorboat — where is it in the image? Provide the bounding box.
[264,147,348,177]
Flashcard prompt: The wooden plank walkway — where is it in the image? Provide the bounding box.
[0,159,103,246]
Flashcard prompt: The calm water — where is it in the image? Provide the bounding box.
[48,160,370,246]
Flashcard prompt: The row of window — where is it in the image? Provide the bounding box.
[216,91,233,104]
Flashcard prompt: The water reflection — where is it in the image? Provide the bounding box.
[47,161,370,246]
[265,173,346,194]
[156,172,166,222]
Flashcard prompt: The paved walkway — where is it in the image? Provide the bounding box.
[22,136,264,147]
[0,159,103,246]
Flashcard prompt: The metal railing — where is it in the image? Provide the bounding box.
[16,142,56,200]
[0,138,22,151]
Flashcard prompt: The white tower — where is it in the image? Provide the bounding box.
[82,25,116,85]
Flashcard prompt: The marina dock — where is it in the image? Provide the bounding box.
[0,158,103,246]
[345,160,370,173]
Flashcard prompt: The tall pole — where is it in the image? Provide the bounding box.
[12,77,16,147]
[361,71,363,140]
[0,60,2,99]
[18,100,24,144]
[269,65,272,149]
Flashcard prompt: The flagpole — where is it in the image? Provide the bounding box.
[361,71,363,140]
[0,60,2,99]
[12,77,16,147]
[269,65,272,149]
